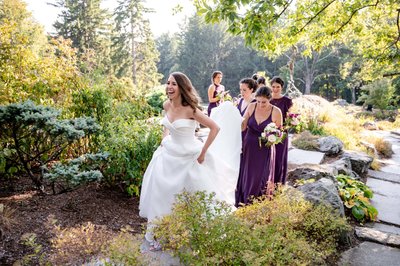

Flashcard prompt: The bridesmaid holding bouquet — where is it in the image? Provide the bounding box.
[235,86,283,206]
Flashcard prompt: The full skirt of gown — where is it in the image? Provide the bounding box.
[139,102,242,240]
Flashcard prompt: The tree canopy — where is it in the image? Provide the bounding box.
[193,0,400,79]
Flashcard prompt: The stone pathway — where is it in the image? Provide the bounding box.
[340,130,400,265]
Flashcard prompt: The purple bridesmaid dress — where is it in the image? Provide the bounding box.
[270,96,293,184]
[207,84,223,116]
[235,107,273,206]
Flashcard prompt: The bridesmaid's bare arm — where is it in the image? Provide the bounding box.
[242,103,255,131]
[272,106,283,128]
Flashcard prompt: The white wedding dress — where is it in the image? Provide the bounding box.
[139,102,242,241]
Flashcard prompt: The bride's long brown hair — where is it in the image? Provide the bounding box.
[169,72,203,112]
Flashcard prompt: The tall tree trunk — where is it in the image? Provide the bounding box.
[351,87,356,104]
[130,9,136,85]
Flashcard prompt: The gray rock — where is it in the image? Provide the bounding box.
[288,148,325,165]
[334,99,349,106]
[339,241,400,266]
[355,226,400,248]
[317,136,344,155]
[297,178,344,216]
[287,164,336,185]
[342,150,373,176]
[328,157,352,176]
[363,121,378,130]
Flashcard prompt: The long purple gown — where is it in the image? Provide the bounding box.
[270,96,293,184]
[207,84,223,116]
[235,107,273,206]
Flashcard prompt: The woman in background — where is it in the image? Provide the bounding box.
[207,71,226,116]
[269,76,293,185]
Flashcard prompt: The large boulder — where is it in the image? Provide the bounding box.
[297,178,345,216]
[327,157,361,179]
[287,164,336,185]
[317,136,344,155]
[341,150,373,176]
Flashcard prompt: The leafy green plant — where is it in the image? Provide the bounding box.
[305,116,326,135]
[100,117,162,196]
[42,153,108,194]
[154,189,349,265]
[103,229,149,265]
[19,233,48,265]
[0,101,100,191]
[336,174,378,222]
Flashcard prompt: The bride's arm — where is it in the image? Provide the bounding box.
[193,110,220,163]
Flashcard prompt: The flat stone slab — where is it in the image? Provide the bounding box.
[140,240,182,266]
[339,241,400,266]
[355,226,400,247]
[369,193,400,227]
[288,148,325,165]
[368,170,400,184]
[367,177,400,199]
[366,222,400,236]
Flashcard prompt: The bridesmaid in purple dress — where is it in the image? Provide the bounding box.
[207,71,226,116]
[269,76,293,185]
[237,78,257,117]
[235,86,283,206]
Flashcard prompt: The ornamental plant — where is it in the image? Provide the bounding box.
[153,189,349,265]
[284,112,306,133]
[0,101,100,191]
[336,174,378,222]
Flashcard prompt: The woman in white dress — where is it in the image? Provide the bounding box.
[139,72,242,247]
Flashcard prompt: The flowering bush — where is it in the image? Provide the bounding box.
[259,122,286,147]
[284,112,305,133]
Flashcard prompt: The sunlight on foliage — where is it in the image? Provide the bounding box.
[154,189,350,265]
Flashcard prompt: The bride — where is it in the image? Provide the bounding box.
[139,72,242,246]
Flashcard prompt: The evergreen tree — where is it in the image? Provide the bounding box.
[52,0,111,73]
[156,33,179,82]
[112,0,160,92]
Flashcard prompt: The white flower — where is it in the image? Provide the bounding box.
[268,134,277,143]
[291,119,299,126]
[261,132,266,138]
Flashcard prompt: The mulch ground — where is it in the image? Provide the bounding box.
[0,178,145,265]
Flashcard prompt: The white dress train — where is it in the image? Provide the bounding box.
[139,102,242,241]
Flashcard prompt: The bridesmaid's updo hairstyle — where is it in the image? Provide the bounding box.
[255,86,272,100]
[270,76,285,87]
[211,70,223,83]
[170,72,202,112]
[257,76,266,86]
[239,78,257,92]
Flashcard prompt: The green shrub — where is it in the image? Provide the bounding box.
[42,153,108,194]
[103,231,149,266]
[154,189,349,265]
[336,174,378,222]
[100,117,162,196]
[304,116,326,135]
[0,101,100,190]
[146,85,167,114]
